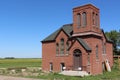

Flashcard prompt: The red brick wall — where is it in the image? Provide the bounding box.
[42,42,56,71]
[83,35,113,75]
[42,30,89,72]
[69,40,88,70]
[101,32,113,68]
[42,30,73,72]
[82,37,103,74]
[106,42,113,67]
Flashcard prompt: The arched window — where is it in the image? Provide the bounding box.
[66,42,69,54]
[77,13,81,28]
[103,43,106,54]
[56,43,59,55]
[92,12,95,25]
[73,49,81,56]
[96,45,99,59]
[82,12,87,26]
[88,53,90,65]
[96,14,99,27]
[60,38,64,54]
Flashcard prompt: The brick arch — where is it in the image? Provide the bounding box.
[71,47,83,54]
[73,49,82,56]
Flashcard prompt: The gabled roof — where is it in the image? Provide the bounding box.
[41,24,73,42]
[76,38,92,51]
[68,37,92,52]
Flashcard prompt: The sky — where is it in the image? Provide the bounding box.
[0,0,120,58]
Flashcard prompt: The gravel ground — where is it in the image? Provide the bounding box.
[0,75,44,80]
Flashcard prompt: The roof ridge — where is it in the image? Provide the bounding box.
[63,23,73,27]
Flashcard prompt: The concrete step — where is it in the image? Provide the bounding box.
[59,71,89,77]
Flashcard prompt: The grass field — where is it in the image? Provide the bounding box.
[0,58,41,68]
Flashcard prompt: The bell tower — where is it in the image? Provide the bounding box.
[73,4,101,37]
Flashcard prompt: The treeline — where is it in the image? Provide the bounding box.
[105,30,120,55]
[4,57,15,59]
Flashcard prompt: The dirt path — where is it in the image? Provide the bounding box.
[0,75,44,80]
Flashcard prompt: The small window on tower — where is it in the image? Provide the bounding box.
[96,14,99,27]
[82,12,87,27]
[92,12,95,25]
[77,13,81,28]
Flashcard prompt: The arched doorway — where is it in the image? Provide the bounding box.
[73,49,82,70]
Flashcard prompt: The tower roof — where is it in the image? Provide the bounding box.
[73,4,99,12]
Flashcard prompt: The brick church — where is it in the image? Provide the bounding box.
[41,4,113,75]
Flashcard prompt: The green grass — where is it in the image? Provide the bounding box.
[31,69,120,80]
[30,69,120,80]
[0,58,42,68]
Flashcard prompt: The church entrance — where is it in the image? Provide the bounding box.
[73,49,82,70]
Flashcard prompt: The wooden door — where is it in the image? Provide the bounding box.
[73,49,82,70]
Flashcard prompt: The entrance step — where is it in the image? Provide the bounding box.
[59,71,89,77]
